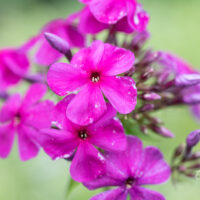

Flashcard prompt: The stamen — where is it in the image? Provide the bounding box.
[91,72,100,83]
[78,130,88,140]
[125,178,135,189]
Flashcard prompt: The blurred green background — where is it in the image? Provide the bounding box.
[0,0,200,199]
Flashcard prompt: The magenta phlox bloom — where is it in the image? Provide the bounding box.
[78,0,149,34]
[34,17,85,66]
[47,40,137,125]
[0,83,54,161]
[0,48,30,89]
[40,94,127,182]
[84,136,171,200]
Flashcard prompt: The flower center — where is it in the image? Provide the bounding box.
[14,113,21,125]
[91,72,100,83]
[78,130,88,140]
[125,178,135,189]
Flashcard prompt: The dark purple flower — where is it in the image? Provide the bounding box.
[84,136,171,200]
[40,94,126,182]
[0,84,54,161]
[47,40,137,126]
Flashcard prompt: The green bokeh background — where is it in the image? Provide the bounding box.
[0,0,200,199]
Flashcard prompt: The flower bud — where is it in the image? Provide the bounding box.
[150,125,174,138]
[141,92,161,101]
[0,90,9,100]
[140,125,148,135]
[188,163,200,170]
[44,32,72,61]
[183,94,200,105]
[139,104,155,112]
[186,130,200,148]
[140,67,154,81]
[132,31,150,50]
[175,74,200,87]
[173,144,185,159]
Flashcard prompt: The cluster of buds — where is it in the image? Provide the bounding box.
[171,130,200,182]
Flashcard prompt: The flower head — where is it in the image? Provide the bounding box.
[47,40,137,125]
[34,17,85,66]
[78,1,149,34]
[0,48,30,89]
[84,136,171,200]
[0,83,54,161]
[40,94,126,182]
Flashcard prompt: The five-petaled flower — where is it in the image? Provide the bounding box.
[84,136,171,200]
[79,0,149,33]
[40,94,126,182]
[47,40,137,125]
[0,84,54,161]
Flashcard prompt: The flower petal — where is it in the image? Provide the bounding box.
[40,128,78,160]
[53,94,76,129]
[79,7,109,34]
[89,0,127,24]
[17,125,40,161]
[89,116,126,152]
[101,76,137,114]
[99,43,135,76]
[127,2,149,32]
[0,123,15,159]
[71,40,104,72]
[35,39,63,66]
[21,83,47,110]
[84,176,120,190]
[23,100,54,129]
[0,94,21,123]
[90,188,128,200]
[104,136,143,181]
[67,84,106,126]
[47,63,88,96]
[70,142,105,182]
[130,187,165,200]
[137,147,171,185]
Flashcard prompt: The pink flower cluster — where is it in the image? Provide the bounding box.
[1,0,200,199]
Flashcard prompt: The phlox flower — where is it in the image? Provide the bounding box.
[47,40,137,125]
[79,0,149,33]
[40,94,127,182]
[0,83,54,161]
[84,136,171,200]
[0,48,30,89]
[34,16,85,66]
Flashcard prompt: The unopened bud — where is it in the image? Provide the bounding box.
[140,125,148,135]
[188,163,200,170]
[141,92,161,101]
[139,104,155,112]
[150,125,175,138]
[140,68,154,81]
[183,94,200,105]
[175,74,200,87]
[186,130,200,148]
[44,32,72,61]
[132,31,150,50]
[173,144,185,159]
